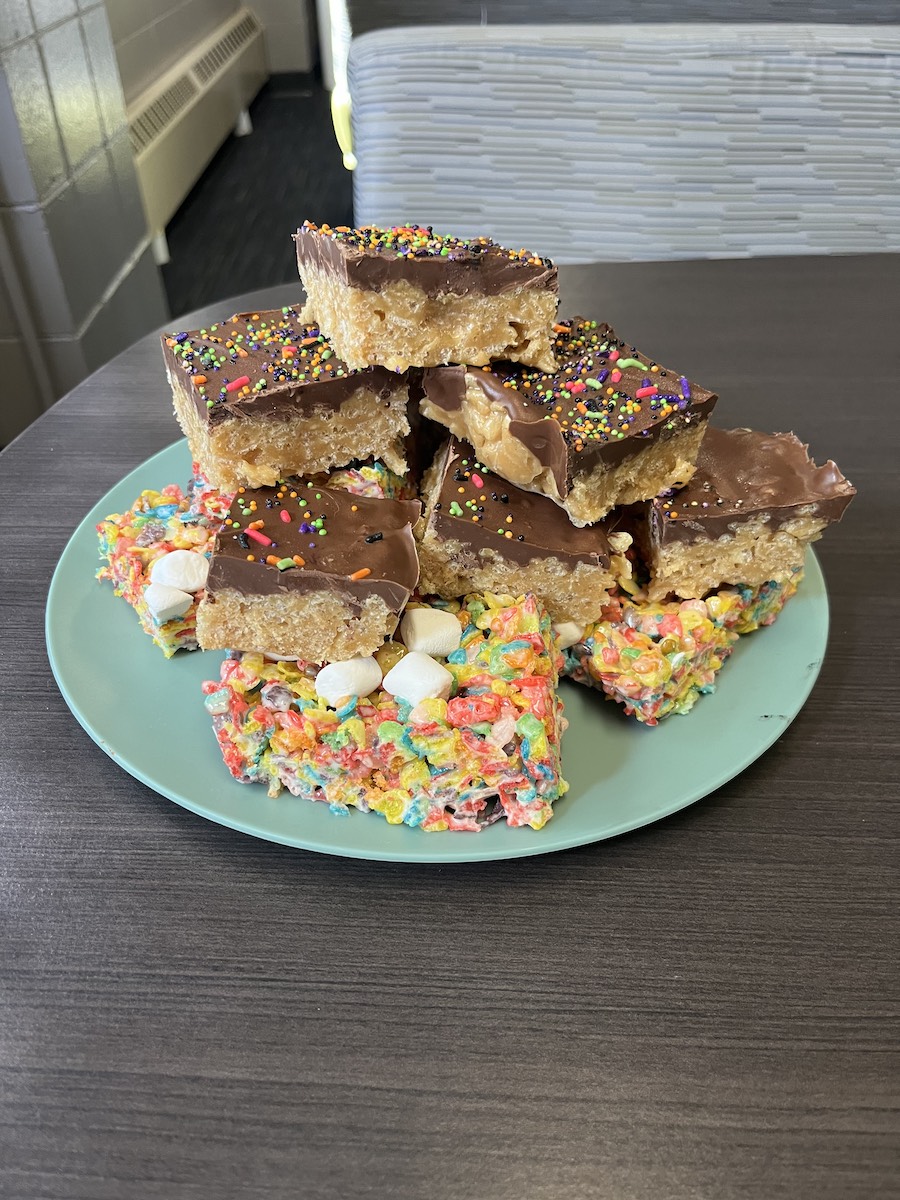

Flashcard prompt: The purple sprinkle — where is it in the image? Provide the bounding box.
[175,332,188,343]
[679,376,691,399]
[597,369,609,383]
[642,377,652,388]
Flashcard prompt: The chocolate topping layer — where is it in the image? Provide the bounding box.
[651,427,856,545]
[294,222,558,299]
[427,437,612,570]
[162,306,406,427]
[422,319,717,497]
[206,481,420,613]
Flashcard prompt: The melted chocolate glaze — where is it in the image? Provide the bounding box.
[427,437,612,570]
[650,427,855,546]
[206,482,421,615]
[294,223,558,298]
[162,307,407,427]
[422,319,717,497]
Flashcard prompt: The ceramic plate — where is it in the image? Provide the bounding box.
[47,439,829,863]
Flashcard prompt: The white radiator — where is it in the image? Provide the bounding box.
[127,9,268,241]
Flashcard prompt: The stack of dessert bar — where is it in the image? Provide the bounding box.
[97,222,854,832]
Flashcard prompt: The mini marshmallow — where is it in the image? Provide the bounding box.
[149,548,209,593]
[144,582,194,624]
[382,651,453,707]
[399,606,462,658]
[553,621,586,650]
[315,656,383,707]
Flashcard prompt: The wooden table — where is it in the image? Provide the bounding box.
[1,257,897,1200]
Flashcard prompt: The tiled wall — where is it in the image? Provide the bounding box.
[0,0,168,445]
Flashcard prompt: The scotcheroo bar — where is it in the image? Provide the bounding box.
[163,306,411,491]
[421,318,717,526]
[294,221,559,373]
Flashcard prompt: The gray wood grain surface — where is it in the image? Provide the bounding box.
[1,257,897,1200]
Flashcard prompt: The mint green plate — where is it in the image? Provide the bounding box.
[47,439,829,863]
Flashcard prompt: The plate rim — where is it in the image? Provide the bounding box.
[46,438,830,864]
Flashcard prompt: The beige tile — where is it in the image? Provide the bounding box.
[44,151,125,326]
[40,17,104,171]
[30,0,79,32]
[103,0,148,45]
[0,337,47,443]
[107,130,148,253]
[0,39,67,202]
[1,206,74,337]
[81,7,127,138]
[0,0,34,49]
[80,245,167,371]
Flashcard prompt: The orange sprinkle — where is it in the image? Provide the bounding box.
[351,504,358,512]
[266,554,279,565]
[165,338,176,347]
[246,554,254,561]
[292,555,306,567]
[553,323,569,333]
[192,374,207,386]
[349,568,371,581]
[248,519,264,530]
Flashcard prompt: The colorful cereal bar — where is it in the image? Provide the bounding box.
[421,318,717,526]
[202,593,567,832]
[96,468,229,657]
[561,575,801,724]
[295,222,559,372]
[162,305,412,491]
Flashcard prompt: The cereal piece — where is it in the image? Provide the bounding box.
[196,482,420,661]
[416,436,629,624]
[202,593,567,831]
[162,306,411,491]
[640,428,855,600]
[294,221,559,372]
[421,318,717,525]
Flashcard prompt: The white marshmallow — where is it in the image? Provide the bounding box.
[399,606,462,658]
[315,656,383,707]
[382,651,453,707]
[553,621,586,650]
[149,548,209,593]
[144,582,193,624]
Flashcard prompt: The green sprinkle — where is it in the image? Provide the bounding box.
[449,501,463,517]
[276,558,295,571]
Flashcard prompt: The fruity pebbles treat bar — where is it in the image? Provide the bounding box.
[202,593,567,831]
[162,305,411,491]
[294,222,559,373]
[639,427,855,601]
[417,436,632,624]
[421,318,717,527]
[96,467,230,657]
[561,575,802,724]
[196,480,420,661]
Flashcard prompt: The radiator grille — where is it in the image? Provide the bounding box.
[129,75,198,154]
[194,13,260,84]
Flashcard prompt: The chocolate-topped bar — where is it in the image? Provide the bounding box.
[196,481,420,661]
[418,437,631,623]
[421,318,717,527]
[162,306,411,491]
[294,222,559,372]
[640,427,855,600]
